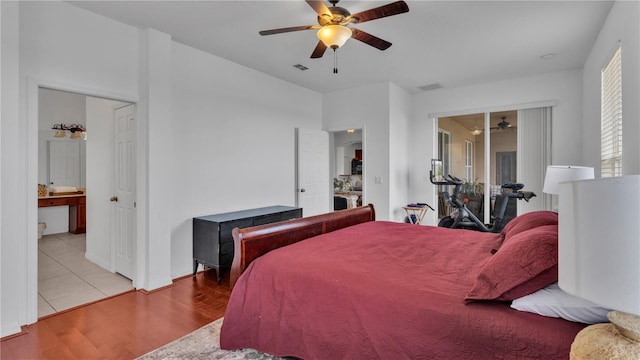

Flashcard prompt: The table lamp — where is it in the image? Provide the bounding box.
[543,165,595,195]
[558,175,640,359]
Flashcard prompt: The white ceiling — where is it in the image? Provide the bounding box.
[67,0,614,94]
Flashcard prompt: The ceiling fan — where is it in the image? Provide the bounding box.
[470,117,516,135]
[259,0,409,61]
[492,117,515,131]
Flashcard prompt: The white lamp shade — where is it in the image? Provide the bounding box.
[543,165,594,194]
[317,25,352,49]
[558,175,640,315]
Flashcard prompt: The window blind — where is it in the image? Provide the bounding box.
[601,44,622,178]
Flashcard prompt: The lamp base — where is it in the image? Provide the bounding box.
[609,311,640,342]
[570,311,640,360]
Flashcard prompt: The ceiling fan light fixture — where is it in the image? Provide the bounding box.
[317,25,352,49]
[497,116,510,129]
[471,129,482,136]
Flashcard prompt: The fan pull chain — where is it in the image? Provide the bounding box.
[333,49,338,74]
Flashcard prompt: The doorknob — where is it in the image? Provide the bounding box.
[110,196,118,202]
[300,188,306,192]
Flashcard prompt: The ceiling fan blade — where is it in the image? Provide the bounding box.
[351,29,392,51]
[259,25,318,36]
[310,41,328,58]
[349,1,409,24]
[305,0,331,17]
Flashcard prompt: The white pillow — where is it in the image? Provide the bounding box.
[511,282,611,324]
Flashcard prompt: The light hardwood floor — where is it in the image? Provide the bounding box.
[1,269,231,359]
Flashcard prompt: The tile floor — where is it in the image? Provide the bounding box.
[38,232,133,318]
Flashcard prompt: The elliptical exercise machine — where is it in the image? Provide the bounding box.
[430,159,536,233]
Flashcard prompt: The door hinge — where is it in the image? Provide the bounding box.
[134,202,136,208]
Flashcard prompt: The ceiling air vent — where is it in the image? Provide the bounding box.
[293,64,309,71]
[418,83,443,91]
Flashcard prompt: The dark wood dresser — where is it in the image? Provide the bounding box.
[192,205,302,283]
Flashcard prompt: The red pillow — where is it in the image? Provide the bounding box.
[466,224,558,302]
[501,210,558,240]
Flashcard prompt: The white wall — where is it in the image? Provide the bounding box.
[323,82,392,220]
[582,1,640,175]
[169,42,321,278]
[19,2,139,92]
[139,28,174,290]
[409,69,584,225]
[1,1,23,337]
[389,83,412,221]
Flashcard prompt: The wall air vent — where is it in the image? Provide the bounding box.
[418,83,443,91]
[293,64,309,71]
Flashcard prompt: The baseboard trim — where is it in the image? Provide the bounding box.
[1,325,29,341]
[138,281,175,294]
[36,289,137,321]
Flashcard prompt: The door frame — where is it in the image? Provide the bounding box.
[26,77,139,324]
[327,126,367,207]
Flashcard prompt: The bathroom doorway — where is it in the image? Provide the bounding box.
[37,88,134,317]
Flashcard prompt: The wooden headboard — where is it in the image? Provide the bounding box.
[230,204,376,288]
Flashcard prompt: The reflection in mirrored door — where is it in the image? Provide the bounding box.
[331,129,363,211]
[436,111,518,223]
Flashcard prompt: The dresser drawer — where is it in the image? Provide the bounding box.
[38,198,70,207]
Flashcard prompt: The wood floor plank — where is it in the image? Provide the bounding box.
[1,270,231,360]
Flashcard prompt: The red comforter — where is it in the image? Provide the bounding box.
[220,221,584,359]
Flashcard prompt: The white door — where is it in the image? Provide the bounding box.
[48,140,80,187]
[113,104,135,279]
[296,128,330,217]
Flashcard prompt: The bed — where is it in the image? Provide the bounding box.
[220,204,588,359]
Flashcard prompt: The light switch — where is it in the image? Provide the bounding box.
[374,176,383,184]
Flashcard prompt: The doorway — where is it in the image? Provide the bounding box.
[433,105,552,225]
[436,111,518,223]
[331,129,364,211]
[37,88,134,317]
